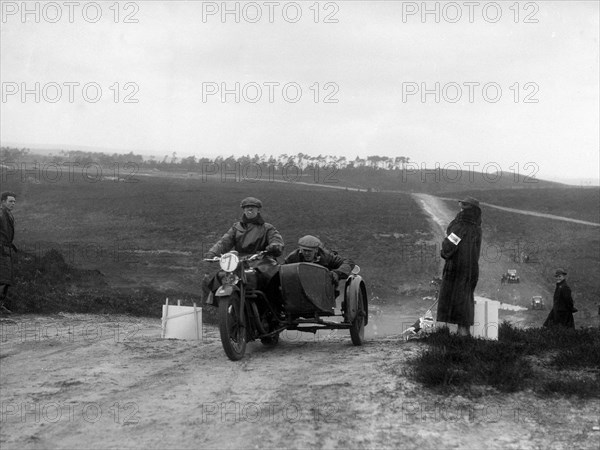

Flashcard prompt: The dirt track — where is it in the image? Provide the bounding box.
[2,313,599,450]
[1,195,599,449]
[432,195,600,227]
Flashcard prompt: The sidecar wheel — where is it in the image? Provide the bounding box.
[260,333,280,347]
[350,288,365,346]
[218,293,247,361]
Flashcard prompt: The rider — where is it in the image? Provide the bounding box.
[284,235,354,284]
[202,197,284,303]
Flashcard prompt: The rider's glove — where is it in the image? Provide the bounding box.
[265,243,283,256]
[204,251,217,259]
[330,271,340,284]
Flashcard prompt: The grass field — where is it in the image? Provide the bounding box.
[2,168,598,324]
[330,167,564,194]
[474,201,600,320]
[4,172,439,314]
[446,187,600,224]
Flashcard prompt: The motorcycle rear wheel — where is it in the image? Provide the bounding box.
[218,293,247,361]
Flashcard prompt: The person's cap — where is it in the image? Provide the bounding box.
[298,235,321,250]
[240,197,262,208]
[554,268,567,276]
[458,196,480,207]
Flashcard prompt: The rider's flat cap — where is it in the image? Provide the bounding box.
[458,196,480,208]
[298,235,321,249]
[554,268,567,276]
[240,197,262,208]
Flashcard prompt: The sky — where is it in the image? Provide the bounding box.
[1,1,599,184]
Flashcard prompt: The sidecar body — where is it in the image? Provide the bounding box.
[279,263,336,315]
[277,263,368,345]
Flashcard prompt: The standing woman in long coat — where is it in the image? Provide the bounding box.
[436,197,482,336]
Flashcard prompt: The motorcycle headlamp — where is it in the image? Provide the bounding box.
[221,272,240,285]
[220,252,239,272]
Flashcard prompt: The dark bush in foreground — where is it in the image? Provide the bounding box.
[541,377,600,397]
[409,323,600,398]
[498,323,600,369]
[411,326,534,393]
[9,250,202,319]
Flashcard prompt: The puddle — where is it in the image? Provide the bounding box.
[367,303,422,338]
[498,303,528,311]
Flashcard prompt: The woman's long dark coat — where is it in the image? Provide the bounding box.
[436,207,482,326]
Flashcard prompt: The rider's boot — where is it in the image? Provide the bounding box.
[201,275,216,306]
[0,286,12,315]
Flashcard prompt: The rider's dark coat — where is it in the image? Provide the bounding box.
[436,206,482,327]
[208,214,284,257]
[543,280,575,328]
[284,247,354,278]
[203,214,284,299]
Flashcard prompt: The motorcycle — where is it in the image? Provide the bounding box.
[204,251,368,361]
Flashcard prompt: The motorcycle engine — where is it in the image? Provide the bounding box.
[245,270,258,290]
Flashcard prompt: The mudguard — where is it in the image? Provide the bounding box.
[216,284,240,297]
[344,276,368,325]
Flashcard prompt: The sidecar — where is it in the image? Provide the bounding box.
[278,263,368,345]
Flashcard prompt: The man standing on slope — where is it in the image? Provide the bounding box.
[0,192,17,315]
[543,268,576,328]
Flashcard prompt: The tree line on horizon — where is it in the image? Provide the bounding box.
[1,147,411,171]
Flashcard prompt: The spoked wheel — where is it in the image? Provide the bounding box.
[218,294,247,361]
[260,333,280,347]
[350,289,365,346]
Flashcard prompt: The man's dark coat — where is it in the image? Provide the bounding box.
[203,213,284,297]
[208,214,283,257]
[0,206,15,285]
[436,207,482,327]
[284,247,354,278]
[543,280,575,328]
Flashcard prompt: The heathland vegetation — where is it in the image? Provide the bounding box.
[2,147,599,398]
[1,147,598,317]
[409,324,600,398]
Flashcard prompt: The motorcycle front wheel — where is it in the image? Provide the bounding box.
[218,293,247,361]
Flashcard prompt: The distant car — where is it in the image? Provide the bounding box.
[530,296,545,310]
[506,269,520,284]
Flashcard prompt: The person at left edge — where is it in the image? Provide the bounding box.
[0,191,17,315]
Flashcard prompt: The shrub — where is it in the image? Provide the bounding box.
[408,322,600,398]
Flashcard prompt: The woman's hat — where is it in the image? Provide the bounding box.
[458,196,480,207]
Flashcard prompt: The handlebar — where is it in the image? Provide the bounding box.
[202,251,267,263]
[248,251,267,261]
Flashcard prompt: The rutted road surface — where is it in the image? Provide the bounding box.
[1,312,598,449]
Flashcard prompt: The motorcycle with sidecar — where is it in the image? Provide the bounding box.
[204,251,368,361]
